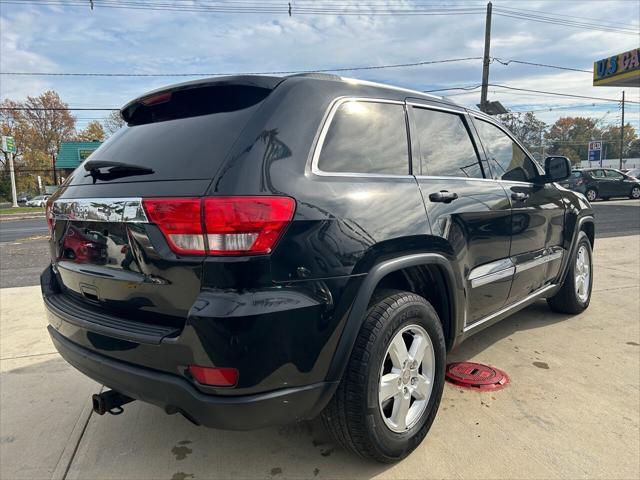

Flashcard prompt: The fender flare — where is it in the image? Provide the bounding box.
[325,253,462,383]
[557,214,594,285]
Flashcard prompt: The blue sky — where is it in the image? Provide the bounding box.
[1,0,639,131]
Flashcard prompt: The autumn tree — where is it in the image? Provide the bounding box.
[600,123,638,160]
[0,91,76,193]
[103,110,125,136]
[75,120,105,142]
[544,117,602,165]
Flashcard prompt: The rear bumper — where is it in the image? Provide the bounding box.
[48,325,337,430]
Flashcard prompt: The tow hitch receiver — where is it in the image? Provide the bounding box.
[92,390,135,415]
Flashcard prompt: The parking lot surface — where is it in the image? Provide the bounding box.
[1,235,639,480]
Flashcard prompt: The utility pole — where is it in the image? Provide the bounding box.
[619,91,625,170]
[52,152,58,185]
[480,1,493,113]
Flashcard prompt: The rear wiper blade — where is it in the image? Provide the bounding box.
[84,160,154,183]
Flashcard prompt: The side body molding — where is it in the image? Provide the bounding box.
[325,253,462,383]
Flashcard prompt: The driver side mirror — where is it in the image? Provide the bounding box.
[544,156,571,183]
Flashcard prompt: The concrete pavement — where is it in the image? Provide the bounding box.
[0,235,639,479]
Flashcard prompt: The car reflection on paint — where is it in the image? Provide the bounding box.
[60,225,108,264]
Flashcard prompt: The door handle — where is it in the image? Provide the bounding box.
[429,191,458,203]
[511,192,529,202]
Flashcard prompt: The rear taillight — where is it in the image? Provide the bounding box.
[576,178,585,186]
[142,196,295,256]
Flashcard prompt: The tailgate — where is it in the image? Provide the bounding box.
[50,197,202,328]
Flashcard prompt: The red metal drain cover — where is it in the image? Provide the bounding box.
[445,362,509,391]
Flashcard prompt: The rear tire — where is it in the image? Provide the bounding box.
[585,188,597,202]
[630,186,640,199]
[547,231,593,314]
[321,290,446,463]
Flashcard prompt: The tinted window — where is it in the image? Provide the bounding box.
[474,119,538,182]
[571,171,582,178]
[68,87,270,185]
[318,101,409,175]
[605,170,624,179]
[591,170,605,178]
[412,107,482,178]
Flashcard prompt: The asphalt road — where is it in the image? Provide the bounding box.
[0,199,638,288]
[0,217,49,243]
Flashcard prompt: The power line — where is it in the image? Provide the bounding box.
[488,84,640,105]
[0,57,482,77]
[492,58,591,74]
[3,0,639,36]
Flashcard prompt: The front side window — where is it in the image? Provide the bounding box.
[605,170,624,179]
[412,107,483,178]
[473,119,538,182]
[317,101,409,175]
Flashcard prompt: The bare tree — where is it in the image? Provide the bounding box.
[103,110,126,136]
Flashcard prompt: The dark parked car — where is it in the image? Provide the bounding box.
[42,75,594,463]
[561,168,640,201]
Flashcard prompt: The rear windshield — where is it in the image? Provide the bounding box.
[67,85,271,185]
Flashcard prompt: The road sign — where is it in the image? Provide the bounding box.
[588,141,602,165]
[1,135,16,153]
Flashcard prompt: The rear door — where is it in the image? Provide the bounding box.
[470,114,565,303]
[48,81,277,328]
[408,101,513,325]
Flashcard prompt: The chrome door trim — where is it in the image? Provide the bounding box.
[52,198,149,223]
[514,248,564,274]
[468,258,515,288]
[463,283,557,333]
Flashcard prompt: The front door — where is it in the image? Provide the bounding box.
[471,115,565,303]
[603,169,631,197]
[407,101,513,325]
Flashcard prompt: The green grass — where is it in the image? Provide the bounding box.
[0,206,44,215]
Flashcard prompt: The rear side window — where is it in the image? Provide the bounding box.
[473,119,538,182]
[68,85,272,185]
[571,171,582,178]
[605,170,624,179]
[591,170,605,178]
[412,107,482,178]
[317,101,409,175]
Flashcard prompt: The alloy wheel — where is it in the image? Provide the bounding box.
[574,245,591,304]
[379,324,434,433]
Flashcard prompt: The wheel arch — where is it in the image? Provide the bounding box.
[325,253,463,383]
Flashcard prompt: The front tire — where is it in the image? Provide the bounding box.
[321,290,446,463]
[547,231,593,314]
[630,186,640,199]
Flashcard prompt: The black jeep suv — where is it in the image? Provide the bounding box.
[42,74,594,462]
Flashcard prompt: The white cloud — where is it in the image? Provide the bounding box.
[0,0,638,130]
